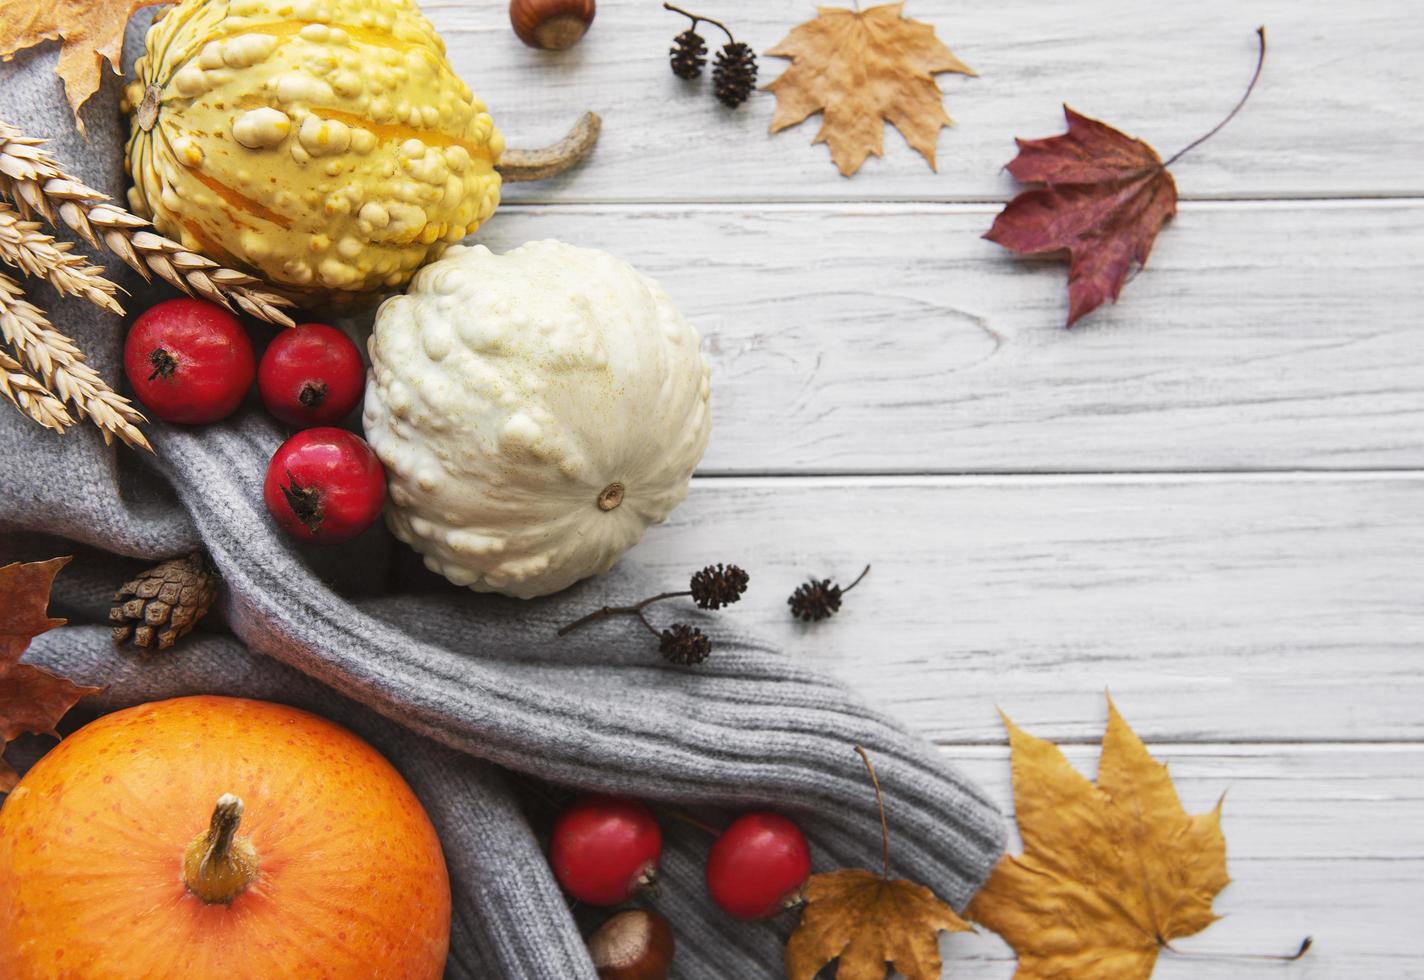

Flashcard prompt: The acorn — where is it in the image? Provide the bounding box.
[510,0,596,51]
[586,909,674,980]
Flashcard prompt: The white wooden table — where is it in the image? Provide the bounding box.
[435,2,1424,975]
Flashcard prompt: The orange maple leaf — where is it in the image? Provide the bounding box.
[785,747,971,980]
[968,698,1230,979]
[0,557,101,791]
[0,0,165,132]
[786,868,970,980]
[765,3,975,177]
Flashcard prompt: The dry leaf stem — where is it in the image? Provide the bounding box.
[1162,936,1313,963]
[1163,27,1267,168]
[854,745,891,879]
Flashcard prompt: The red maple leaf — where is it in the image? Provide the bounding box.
[0,557,102,791]
[986,28,1266,327]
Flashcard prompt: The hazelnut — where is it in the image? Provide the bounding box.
[586,908,674,980]
[510,0,596,51]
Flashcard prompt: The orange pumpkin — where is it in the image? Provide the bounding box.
[0,696,450,979]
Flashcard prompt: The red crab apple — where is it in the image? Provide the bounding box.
[705,811,811,919]
[123,298,254,424]
[550,795,663,906]
[263,427,386,544]
[258,322,365,428]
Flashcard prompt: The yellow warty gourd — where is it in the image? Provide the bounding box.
[123,0,504,306]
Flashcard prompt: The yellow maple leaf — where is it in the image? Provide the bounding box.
[968,698,1231,979]
[786,868,971,980]
[0,0,164,132]
[785,746,972,980]
[765,2,976,177]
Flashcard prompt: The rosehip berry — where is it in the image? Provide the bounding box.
[258,322,365,428]
[705,811,811,920]
[550,795,662,906]
[123,298,254,424]
[263,427,386,544]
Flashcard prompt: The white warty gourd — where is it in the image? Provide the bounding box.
[364,240,712,598]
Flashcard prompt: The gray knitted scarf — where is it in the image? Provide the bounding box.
[0,28,1004,979]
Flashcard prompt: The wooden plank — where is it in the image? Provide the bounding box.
[627,473,1424,744]
[425,0,1424,202]
[932,743,1424,977]
[473,201,1424,473]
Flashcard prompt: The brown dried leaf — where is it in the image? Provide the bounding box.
[967,699,1230,979]
[985,29,1266,326]
[984,107,1178,327]
[786,868,971,980]
[0,557,101,791]
[765,3,975,177]
[0,0,165,131]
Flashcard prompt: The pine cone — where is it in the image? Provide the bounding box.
[712,42,758,107]
[670,28,708,79]
[659,623,712,666]
[689,563,749,610]
[111,552,218,651]
[788,578,842,622]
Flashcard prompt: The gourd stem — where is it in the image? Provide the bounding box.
[182,793,259,905]
[497,112,603,183]
[557,591,693,636]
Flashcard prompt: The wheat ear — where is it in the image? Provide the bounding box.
[0,272,150,451]
[0,121,294,327]
[0,201,124,314]
[0,346,73,433]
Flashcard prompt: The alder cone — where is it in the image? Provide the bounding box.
[712,42,758,108]
[669,28,707,79]
[0,696,451,978]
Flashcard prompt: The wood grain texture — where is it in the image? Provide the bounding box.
[933,743,1424,977]
[136,3,1424,975]
[628,473,1424,744]
[425,0,1424,202]
[475,201,1424,473]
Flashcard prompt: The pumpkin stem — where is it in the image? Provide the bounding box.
[182,793,259,904]
[497,112,602,182]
